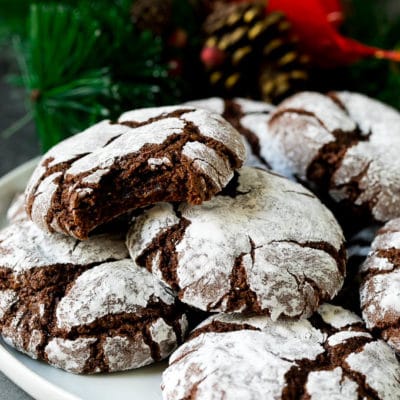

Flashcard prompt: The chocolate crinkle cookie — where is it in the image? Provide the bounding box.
[6,193,26,224]
[127,166,346,319]
[186,97,275,170]
[268,91,400,224]
[162,304,400,400]
[25,105,246,239]
[0,220,187,374]
[360,218,400,353]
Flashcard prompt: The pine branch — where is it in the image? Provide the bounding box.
[11,1,182,149]
[15,4,111,150]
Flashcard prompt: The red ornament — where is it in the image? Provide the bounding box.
[267,0,400,67]
[201,46,226,68]
[320,0,343,28]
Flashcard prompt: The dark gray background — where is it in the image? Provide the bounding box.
[1,1,400,399]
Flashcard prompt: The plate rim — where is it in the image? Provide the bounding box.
[0,339,80,400]
[0,157,39,187]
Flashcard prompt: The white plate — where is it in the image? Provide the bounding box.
[0,159,166,400]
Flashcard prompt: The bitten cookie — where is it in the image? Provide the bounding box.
[268,91,400,223]
[162,304,400,400]
[360,218,400,352]
[0,220,187,373]
[25,106,246,239]
[186,97,275,169]
[127,166,346,319]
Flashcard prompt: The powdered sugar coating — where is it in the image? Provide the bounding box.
[185,98,226,115]
[0,220,129,274]
[327,331,372,347]
[163,304,400,400]
[360,218,400,352]
[186,97,274,170]
[240,113,292,177]
[269,91,400,222]
[182,110,246,161]
[25,106,245,239]
[45,338,97,374]
[0,221,187,374]
[103,335,152,372]
[276,91,356,133]
[274,113,335,179]
[164,330,295,400]
[6,193,26,224]
[181,141,233,188]
[318,302,363,328]
[149,318,179,359]
[56,259,175,330]
[128,167,345,318]
[345,341,400,399]
[306,368,358,400]
[234,98,274,114]
[0,290,18,319]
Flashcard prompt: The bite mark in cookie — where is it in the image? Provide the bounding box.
[25,106,246,239]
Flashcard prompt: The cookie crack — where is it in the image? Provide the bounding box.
[0,259,123,361]
[210,243,261,313]
[26,155,88,232]
[282,335,376,399]
[189,320,260,341]
[219,171,251,198]
[136,217,190,292]
[341,362,380,399]
[222,99,271,168]
[333,160,374,206]
[360,251,400,281]
[118,108,194,129]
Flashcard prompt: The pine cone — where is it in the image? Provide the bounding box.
[131,0,172,35]
[201,2,310,102]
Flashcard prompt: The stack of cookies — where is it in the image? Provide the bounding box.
[1,95,400,399]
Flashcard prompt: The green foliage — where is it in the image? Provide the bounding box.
[4,0,400,150]
[341,0,400,108]
[7,0,182,151]
[15,4,111,150]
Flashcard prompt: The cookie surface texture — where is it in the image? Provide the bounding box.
[127,166,346,319]
[0,220,187,373]
[269,91,400,222]
[25,105,246,239]
[360,218,400,353]
[186,97,276,170]
[162,304,400,400]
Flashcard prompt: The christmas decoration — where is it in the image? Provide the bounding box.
[267,0,400,67]
[8,1,181,151]
[1,0,400,149]
[201,1,310,102]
